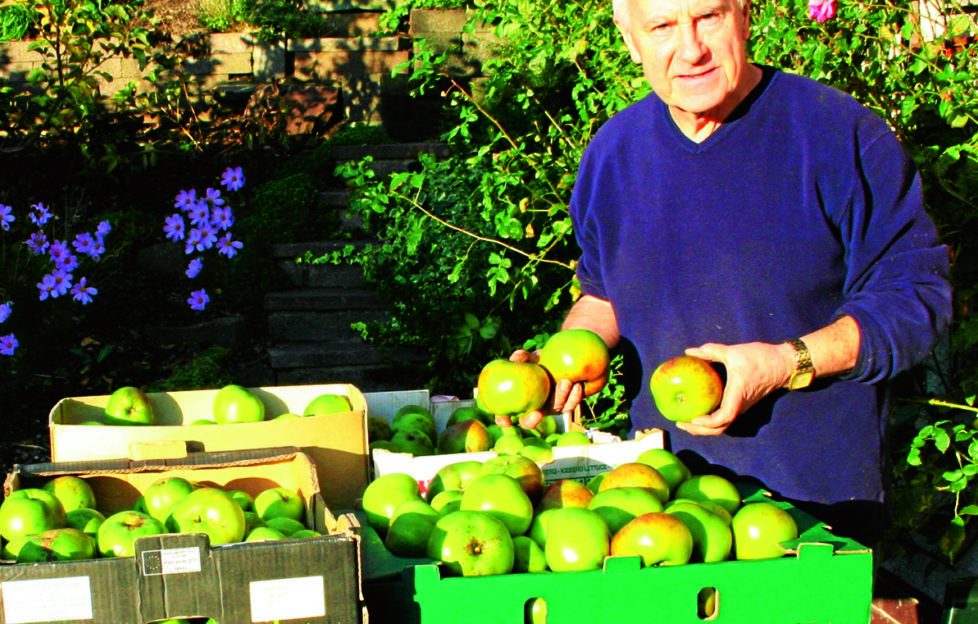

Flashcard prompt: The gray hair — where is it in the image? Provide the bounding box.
[614,0,747,27]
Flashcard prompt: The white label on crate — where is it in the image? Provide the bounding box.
[0,576,94,623]
[142,546,202,575]
[249,575,326,622]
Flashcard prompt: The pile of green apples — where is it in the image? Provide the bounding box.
[82,385,353,426]
[361,448,800,577]
[0,475,321,564]
[369,402,593,461]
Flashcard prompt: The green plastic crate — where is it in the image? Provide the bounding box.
[363,486,874,624]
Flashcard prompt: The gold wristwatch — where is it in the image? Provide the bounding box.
[785,338,815,390]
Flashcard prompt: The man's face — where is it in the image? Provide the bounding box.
[616,0,753,122]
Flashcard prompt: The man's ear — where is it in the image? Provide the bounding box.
[615,20,643,64]
[741,0,752,38]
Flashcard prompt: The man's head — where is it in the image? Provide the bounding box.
[614,0,758,131]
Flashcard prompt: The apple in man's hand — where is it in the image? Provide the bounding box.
[104,386,156,425]
[426,510,515,577]
[477,359,551,419]
[538,329,611,397]
[649,355,723,422]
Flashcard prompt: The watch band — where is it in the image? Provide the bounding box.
[785,338,815,390]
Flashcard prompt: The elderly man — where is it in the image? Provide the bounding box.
[510,0,951,545]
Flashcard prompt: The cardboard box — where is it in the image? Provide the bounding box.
[49,383,369,510]
[1,448,365,624]
[361,485,873,624]
[365,389,664,495]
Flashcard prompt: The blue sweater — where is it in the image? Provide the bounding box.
[570,66,952,505]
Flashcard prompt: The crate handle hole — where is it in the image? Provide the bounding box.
[524,596,547,624]
[698,587,718,620]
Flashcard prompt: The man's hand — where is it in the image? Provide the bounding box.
[676,341,795,436]
[494,349,585,429]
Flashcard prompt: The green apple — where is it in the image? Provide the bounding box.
[478,454,545,505]
[526,597,548,624]
[674,474,742,516]
[666,500,733,563]
[555,431,591,447]
[166,487,247,545]
[426,510,515,577]
[292,529,321,539]
[228,490,255,512]
[393,403,433,422]
[426,460,483,502]
[42,476,97,513]
[598,462,670,504]
[212,384,265,424]
[188,419,216,425]
[243,511,266,534]
[512,535,548,573]
[476,359,551,417]
[246,526,287,542]
[586,473,606,494]
[635,448,692,495]
[437,419,493,454]
[104,386,156,425]
[649,355,723,422]
[143,476,197,523]
[254,487,304,523]
[537,329,610,398]
[303,393,352,416]
[368,416,393,442]
[391,407,437,445]
[530,415,559,439]
[611,511,694,566]
[731,501,799,560]
[0,489,67,541]
[361,472,423,536]
[446,405,493,428]
[486,424,506,444]
[132,496,149,514]
[97,510,166,558]
[493,434,526,455]
[273,412,301,420]
[527,508,557,549]
[429,490,464,516]
[544,507,610,572]
[460,473,534,537]
[536,479,594,512]
[390,428,435,456]
[587,486,664,535]
[65,507,106,538]
[518,442,554,465]
[384,499,440,558]
[265,516,306,536]
[14,527,96,562]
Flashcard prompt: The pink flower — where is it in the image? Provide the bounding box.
[808,0,836,23]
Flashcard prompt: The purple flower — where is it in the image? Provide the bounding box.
[164,214,186,241]
[188,289,209,311]
[48,239,70,264]
[73,232,96,255]
[808,0,836,22]
[27,232,49,255]
[205,187,225,207]
[58,250,80,273]
[88,238,105,260]
[217,234,244,258]
[186,257,204,278]
[175,189,198,212]
[96,221,112,238]
[0,205,13,231]
[185,228,202,254]
[50,269,72,297]
[0,302,11,323]
[71,277,98,304]
[211,206,234,231]
[195,222,218,251]
[38,274,57,300]
[188,201,210,227]
[0,334,18,356]
[29,203,52,226]
[221,167,245,191]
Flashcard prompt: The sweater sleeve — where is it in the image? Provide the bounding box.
[832,126,952,384]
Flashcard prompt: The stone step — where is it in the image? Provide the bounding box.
[264,288,385,312]
[266,308,390,343]
[276,259,365,289]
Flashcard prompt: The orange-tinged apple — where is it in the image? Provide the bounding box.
[635,448,691,495]
[538,329,611,397]
[536,479,594,512]
[611,512,693,566]
[597,462,670,504]
[437,419,492,454]
[587,487,663,535]
[649,355,723,422]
